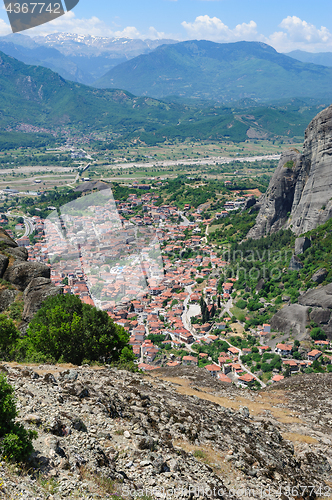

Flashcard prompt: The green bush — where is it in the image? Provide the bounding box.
[22,294,134,365]
[0,315,19,359]
[235,299,247,310]
[310,327,327,341]
[0,374,37,462]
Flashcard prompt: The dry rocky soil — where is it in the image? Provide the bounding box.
[0,364,332,500]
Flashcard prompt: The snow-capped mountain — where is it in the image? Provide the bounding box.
[0,32,177,84]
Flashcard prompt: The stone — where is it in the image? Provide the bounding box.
[311,268,328,284]
[295,236,311,255]
[22,277,62,322]
[289,255,303,271]
[123,431,131,439]
[0,254,9,278]
[24,414,42,425]
[4,247,28,261]
[271,303,309,336]
[0,288,18,313]
[3,261,50,291]
[0,228,17,248]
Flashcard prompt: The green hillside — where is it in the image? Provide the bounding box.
[95,40,332,103]
[0,50,329,146]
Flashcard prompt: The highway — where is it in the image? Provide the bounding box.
[5,212,35,238]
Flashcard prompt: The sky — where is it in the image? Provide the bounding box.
[0,0,332,52]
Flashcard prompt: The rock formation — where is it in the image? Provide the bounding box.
[0,228,61,328]
[248,104,332,238]
[271,282,332,337]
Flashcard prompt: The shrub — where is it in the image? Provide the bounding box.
[0,315,19,359]
[0,374,37,462]
[310,327,327,341]
[235,299,247,310]
[23,294,134,365]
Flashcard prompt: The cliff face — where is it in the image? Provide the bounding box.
[248,104,332,238]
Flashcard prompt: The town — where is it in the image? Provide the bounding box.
[3,178,330,390]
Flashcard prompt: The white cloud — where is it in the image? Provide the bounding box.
[0,18,12,36]
[182,15,258,42]
[266,16,332,52]
[24,11,177,40]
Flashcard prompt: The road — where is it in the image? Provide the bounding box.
[110,154,281,170]
[5,212,35,238]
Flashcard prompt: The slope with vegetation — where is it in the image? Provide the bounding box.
[95,40,332,102]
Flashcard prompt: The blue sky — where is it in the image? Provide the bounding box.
[1,0,332,52]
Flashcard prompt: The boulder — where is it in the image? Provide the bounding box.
[309,307,331,325]
[0,254,9,277]
[298,283,332,309]
[0,288,18,313]
[311,268,328,284]
[270,303,309,335]
[294,236,311,255]
[289,255,303,271]
[0,228,17,248]
[4,261,50,291]
[5,247,28,261]
[22,277,62,322]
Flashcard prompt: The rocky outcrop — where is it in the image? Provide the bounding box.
[289,254,303,270]
[271,303,309,336]
[0,363,331,499]
[248,104,332,238]
[311,267,328,284]
[247,150,303,239]
[22,277,62,323]
[0,231,61,326]
[295,236,311,255]
[271,282,332,337]
[3,260,50,291]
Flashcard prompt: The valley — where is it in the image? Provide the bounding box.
[0,23,332,500]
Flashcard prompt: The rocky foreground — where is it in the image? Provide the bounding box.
[0,364,331,500]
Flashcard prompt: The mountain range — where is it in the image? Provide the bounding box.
[0,33,177,85]
[0,47,330,146]
[94,40,332,102]
[286,50,332,68]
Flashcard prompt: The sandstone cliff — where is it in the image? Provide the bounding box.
[248,104,332,238]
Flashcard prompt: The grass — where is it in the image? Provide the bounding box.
[282,432,318,444]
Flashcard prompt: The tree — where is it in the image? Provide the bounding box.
[0,374,37,462]
[310,327,327,341]
[0,315,19,359]
[283,364,291,378]
[24,294,133,365]
[217,295,221,308]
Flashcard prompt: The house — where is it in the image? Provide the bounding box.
[308,349,322,361]
[138,363,158,371]
[218,373,232,383]
[204,364,221,377]
[166,361,180,367]
[182,355,198,366]
[314,340,330,347]
[262,324,271,333]
[227,346,240,356]
[258,346,270,355]
[271,374,284,383]
[238,373,255,387]
[283,359,299,372]
[275,344,293,356]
